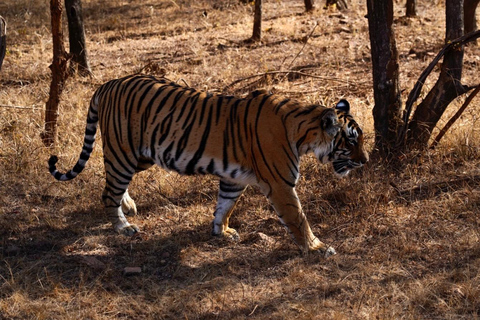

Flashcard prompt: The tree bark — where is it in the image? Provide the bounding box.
[0,16,6,71]
[65,0,91,76]
[304,0,314,11]
[41,0,69,147]
[366,0,402,157]
[251,0,262,41]
[464,0,480,34]
[406,0,416,17]
[406,0,466,148]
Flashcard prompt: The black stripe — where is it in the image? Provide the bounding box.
[282,145,298,174]
[175,117,195,161]
[215,96,223,125]
[126,80,156,162]
[254,95,277,182]
[104,157,134,180]
[186,96,214,174]
[293,105,317,118]
[207,159,215,174]
[273,163,295,188]
[176,90,198,123]
[222,126,229,171]
[228,99,242,163]
[220,181,244,193]
[274,98,290,114]
[181,93,201,129]
[199,93,213,124]
[140,86,178,152]
[163,141,175,169]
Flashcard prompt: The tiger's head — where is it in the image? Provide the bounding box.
[319,100,368,176]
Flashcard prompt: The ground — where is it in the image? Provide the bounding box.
[1,0,480,319]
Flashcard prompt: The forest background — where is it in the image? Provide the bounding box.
[1,0,480,319]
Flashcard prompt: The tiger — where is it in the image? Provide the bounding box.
[48,74,368,257]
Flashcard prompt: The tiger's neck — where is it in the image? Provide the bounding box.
[281,104,336,159]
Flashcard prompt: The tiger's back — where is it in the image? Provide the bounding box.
[97,75,298,183]
[49,74,368,257]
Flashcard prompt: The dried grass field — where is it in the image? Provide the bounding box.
[1,0,480,319]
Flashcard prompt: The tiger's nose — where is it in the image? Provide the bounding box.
[360,153,369,165]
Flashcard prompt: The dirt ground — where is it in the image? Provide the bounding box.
[1,0,480,319]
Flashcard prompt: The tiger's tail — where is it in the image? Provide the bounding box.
[48,92,100,181]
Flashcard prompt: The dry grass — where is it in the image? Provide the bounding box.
[1,0,480,319]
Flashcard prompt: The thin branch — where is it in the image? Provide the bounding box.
[397,29,480,145]
[280,21,318,82]
[224,70,347,92]
[0,104,41,110]
[430,84,480,149]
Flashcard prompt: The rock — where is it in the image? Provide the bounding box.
[123,266,142,276]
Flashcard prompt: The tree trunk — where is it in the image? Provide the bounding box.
[406,0,466,148]
[406,0,416,17]
[41,0,69,147]
[366,0,402,157]
[464,0,480,34]
[251,0,262,41]
[0,16,6,71]
[304,0,314,11]
[65,0,91,76]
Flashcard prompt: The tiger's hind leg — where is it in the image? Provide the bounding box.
[121,189,137,216]
[102,160,139,236]
[118,158,153,217]
[212,180,246,241]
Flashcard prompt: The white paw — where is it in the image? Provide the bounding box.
[115,223,140,236]
[324,246,337,258]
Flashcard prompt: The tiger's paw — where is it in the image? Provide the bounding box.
[324,246,337,258]
[223,227,240,241]
[212,226,240,241]
[115,222,140,236]
[307,238,336,258]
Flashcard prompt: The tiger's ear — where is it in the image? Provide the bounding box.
[320,109,340,137]
[335,99,350,113]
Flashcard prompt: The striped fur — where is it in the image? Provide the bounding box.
[49,74,368,256]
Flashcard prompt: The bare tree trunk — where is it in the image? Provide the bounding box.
[406,0,466,148]
[0,16,6,71]
[251,0,262,42]
[41,0,69,147]
[464,0,480,34]
[304,0,314,11]
[366,0,402,157]
[406,0,416,17]
[65,0,91,76]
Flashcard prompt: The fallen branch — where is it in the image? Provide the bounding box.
[430,84,480,149]
[392,175,480,201]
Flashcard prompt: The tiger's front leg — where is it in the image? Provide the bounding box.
[211,180,246,241]
[266,186,336,257]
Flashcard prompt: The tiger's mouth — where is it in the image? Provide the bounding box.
[332,159,363,177]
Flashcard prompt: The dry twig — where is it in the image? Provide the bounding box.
[224,70,346,92]
[430,84,480,149]
[0,104,41,110]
